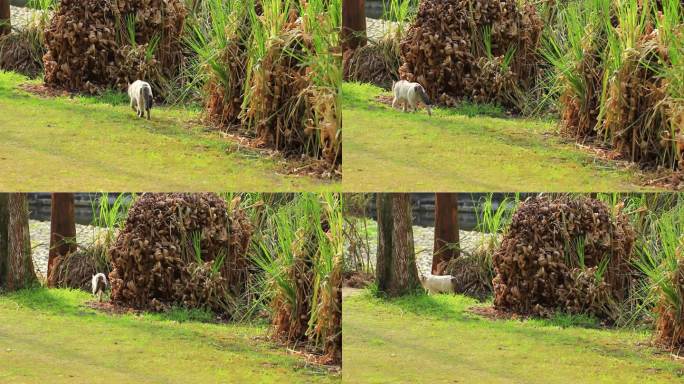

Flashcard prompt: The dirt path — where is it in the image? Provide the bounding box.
[343,287,363,299]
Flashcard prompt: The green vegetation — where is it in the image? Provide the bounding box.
[184,0,341,164]
[0,288,339,383]
[343,290,684,384]
[343,82,654,191]
[0,72,336,190]
[251,193,342,361]
[541,0,684,168]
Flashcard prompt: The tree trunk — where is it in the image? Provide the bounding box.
[0,194,8,288]
[48,193,76,287]
[6,193,36,291]
[432,193,460,275]
[376,193,420,297]
[376,193,393,293]
[342,0,366,51]
[0,0,10,36]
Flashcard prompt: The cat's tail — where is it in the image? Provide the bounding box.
[140,84,153,111]
[92,273,108,295]
[415,84,432,116]
[415,84,431,106]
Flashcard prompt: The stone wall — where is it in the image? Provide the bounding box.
[366,193,523,229]
[366,0,389,18]
[27,193,130,224]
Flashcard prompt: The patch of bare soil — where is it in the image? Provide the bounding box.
[641,169,684,191]
[342,287,363,299]
[574,141,684,190]
[283,342,343,371]
[251,334,340,370]
[19,82,73,98]
[343,271,373,289]
[85,300,144,316]
[218,131,341,180]
[468,305,527,321]
[375,94,393,106]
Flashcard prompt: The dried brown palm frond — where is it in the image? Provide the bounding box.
[398,0,543,110]
[108,193,253,315]
[493,195,635,320]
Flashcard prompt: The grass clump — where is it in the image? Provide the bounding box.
[42,0,187,95]
[542,0,684,170]
[633,196,684,349]
[188,0,342,168]
[252,193,342,364]
[398,0,543,111]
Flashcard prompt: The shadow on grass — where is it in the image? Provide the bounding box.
[1,288,265,355]
[343,82,567,156]
[343,81,508,119]
[1,287,93,315]
[1,77,242,160]
[361,290,480,322]
[353,290,675,370]
[375,291,606,330]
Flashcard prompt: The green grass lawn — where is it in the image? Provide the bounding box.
[343,82,655,191]
[0,71,337,191]
[0,288,339,384]
[343,290,684,384]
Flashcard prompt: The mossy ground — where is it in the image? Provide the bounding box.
[342,82,656,192]
[0,71,337,191]
[0,288,339,383]
[343,290,684,384]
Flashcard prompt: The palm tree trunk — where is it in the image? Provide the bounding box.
[342,0,366,51]
[48,193,77,287]
[376,193,393,293]
[432,193,460,275]
[376,193,420,297]
[0,0,10,36]
[0,194,8,288]
[6,193,37,291]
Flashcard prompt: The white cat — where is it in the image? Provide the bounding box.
[392,80,432,116]
[91,273,108,302]
[128,80,154,120]
[420,274,455,295]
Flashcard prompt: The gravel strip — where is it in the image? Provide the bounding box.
[347,220,494,277]
[366,17,400,41]
[9,6,49,31]
[29,220,106,278]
